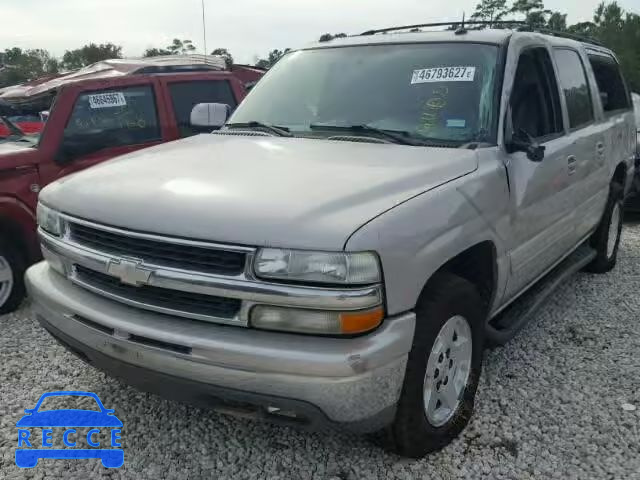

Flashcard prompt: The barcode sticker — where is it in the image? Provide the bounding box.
[411,66,476,84]
[88,92,127,109]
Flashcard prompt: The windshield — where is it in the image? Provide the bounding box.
[231,43,500,144]
[0,116,41,145]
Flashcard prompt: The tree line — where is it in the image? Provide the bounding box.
[468,0,640,90]
[0,1,638,91]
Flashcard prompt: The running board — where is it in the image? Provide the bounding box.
[486,244,597,346]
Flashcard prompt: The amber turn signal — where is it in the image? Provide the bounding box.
[339,307,385,334]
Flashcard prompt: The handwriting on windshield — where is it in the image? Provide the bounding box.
[419,87,448,134]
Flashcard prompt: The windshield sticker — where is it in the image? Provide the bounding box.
[446,119,467,128]
[88,92,127,109]
[418,87,448,134]
[411,66,476,84]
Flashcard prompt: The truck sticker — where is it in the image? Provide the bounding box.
[446,119,467,128]
[418,86,448,133]
[411,66,476,84]
[88,92,127,109]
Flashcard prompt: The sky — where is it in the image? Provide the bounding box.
[2,0,639,64]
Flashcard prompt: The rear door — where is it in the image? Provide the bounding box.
[586,50,636,195]
[552,48,609,243]
[52,78,170,179]
[159,76,240,138]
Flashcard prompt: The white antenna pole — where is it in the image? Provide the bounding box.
[201,0,208,60]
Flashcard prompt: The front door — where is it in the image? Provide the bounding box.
[502,45,576,302]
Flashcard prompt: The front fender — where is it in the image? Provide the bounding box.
[0,196,39,262]
[346,161,510,315]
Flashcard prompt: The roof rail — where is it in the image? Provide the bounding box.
[515,26,604,47]
[360,20,528,36]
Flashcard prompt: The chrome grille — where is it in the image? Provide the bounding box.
[68,222,246,276]
[75,265,241,320]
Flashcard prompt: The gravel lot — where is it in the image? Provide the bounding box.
[1,220,639,480]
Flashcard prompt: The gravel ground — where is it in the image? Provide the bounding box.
[1,221,639,480]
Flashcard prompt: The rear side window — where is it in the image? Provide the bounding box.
[168,81,237,137]
[553,49,594,129]
[63,85,160,155]
[588,54,631,114]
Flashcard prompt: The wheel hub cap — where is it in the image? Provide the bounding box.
[423,315,472,427]
[0,255,14,307]
[607,202,622,259]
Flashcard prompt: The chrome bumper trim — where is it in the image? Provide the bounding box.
[40,231,383,319]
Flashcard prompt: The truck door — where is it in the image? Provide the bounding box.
[159,76,240,139]
[51,80,170,179]
[552,48,609,243]
[501,45,577,302]
[576,51,636,235]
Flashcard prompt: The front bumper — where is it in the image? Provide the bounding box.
[26,262,415,432]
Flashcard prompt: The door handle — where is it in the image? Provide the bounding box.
[596,142,605,155]
[567,155,577,175]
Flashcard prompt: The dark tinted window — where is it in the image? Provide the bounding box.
[169,81,237,137]
[553,49,594,129]
[63,85,160,156]
[510,48,563,140]
[588,54,631,113]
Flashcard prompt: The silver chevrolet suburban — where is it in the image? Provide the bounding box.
[26,26,636,457]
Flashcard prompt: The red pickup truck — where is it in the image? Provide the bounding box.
[0,67,257,313]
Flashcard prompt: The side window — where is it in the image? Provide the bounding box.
[588,53,631,114]
[168,81,237,137]
[62,85,160,157]
[510,47,564,140]
[553,49,595,129]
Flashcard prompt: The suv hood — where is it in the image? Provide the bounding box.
[0,141,32,155]
[42,134,478,250]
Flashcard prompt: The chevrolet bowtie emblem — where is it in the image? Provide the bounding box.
[106,258,153,286]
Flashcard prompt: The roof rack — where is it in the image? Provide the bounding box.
[515,26,604,47]
[360,20,527,36]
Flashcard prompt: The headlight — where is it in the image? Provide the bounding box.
[251,305,384,335]
[37,203,62,236]
[254,249,381,285]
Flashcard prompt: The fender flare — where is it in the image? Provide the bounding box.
[0,196,38,262]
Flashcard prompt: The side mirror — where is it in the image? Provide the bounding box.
[190,103,229,129]
[508,130,546,162]
[600,92,609,111]
[504,106,545,162]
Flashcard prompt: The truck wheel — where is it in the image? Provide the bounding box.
[585,183,624,274]
[0,239,26,314]
[385,272,485,458]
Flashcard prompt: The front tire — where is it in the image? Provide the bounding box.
[0,239,26,314]
[585,183,624,274]
[384,272,485,458]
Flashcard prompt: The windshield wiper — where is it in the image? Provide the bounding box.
[225,121,292,137]
[309,124,425,146]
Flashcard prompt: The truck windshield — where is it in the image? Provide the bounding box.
[231,43,500,145]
